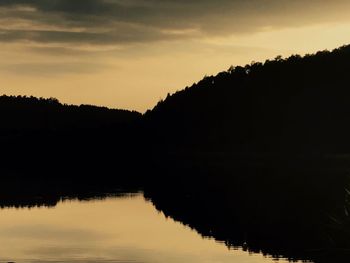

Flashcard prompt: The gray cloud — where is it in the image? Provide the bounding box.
[0,1,350,47]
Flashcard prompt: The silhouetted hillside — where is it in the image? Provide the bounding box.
[145,45,350,154]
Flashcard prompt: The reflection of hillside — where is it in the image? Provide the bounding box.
[0,153,349,262]
[144,154,350,262]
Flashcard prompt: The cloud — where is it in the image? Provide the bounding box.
[0,61,111,76]
[0,0,350,48]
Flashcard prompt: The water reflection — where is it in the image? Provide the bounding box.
[141,154,350,263]
[0,154,349,263]
[0,194,299,263]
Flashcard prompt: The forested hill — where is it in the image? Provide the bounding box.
[145,45,350,154]
[0,95,141,135]
[4,44,350,155]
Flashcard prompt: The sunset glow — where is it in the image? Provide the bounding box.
[1,1,350,111]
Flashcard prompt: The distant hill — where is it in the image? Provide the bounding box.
[145,45,350,154]
[0,95,141,135]
[0,95,142,184]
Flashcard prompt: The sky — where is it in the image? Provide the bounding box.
[1,0,350,112]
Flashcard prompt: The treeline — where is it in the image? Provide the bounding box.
[0,95,143,186]
[145,44,350,154]
[0,95,141,135]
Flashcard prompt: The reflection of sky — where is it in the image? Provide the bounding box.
[1,1,350,111]
[0,195,298,263]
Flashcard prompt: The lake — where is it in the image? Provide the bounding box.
[0,193,301,263]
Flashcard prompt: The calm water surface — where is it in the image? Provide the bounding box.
[0,194,303,263]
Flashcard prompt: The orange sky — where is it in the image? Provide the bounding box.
[1,1,350,112]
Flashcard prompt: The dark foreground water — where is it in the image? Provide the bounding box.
[0,193,303,263]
